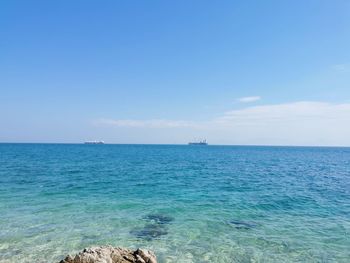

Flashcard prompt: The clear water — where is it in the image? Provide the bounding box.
[0,144,349,263]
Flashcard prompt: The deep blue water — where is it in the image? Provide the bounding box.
[0,144,349,262]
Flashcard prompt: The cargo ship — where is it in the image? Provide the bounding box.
[84,140,105,144]
[188,139,208,145]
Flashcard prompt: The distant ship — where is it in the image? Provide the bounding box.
[84,140,105,144]
[188,139,208,145]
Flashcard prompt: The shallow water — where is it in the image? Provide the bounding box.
[0,144,350,262]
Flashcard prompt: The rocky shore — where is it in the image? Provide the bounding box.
[59,246,157,263]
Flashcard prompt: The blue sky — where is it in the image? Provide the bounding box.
[1,0,350,145]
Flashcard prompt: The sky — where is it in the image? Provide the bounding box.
[1,0,350,146]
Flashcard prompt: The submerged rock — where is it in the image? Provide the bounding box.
[59,246,157,263]
[229,220,259,230]
[130,213,173,241]
[130,223,168,241]
[143,214,174,225]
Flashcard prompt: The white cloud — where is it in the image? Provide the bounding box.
[237,96,261,103]
[212,101,350,145]
[332,63,350,73]
[96,118,199,128]
[218,101,350,124]
[219,101,350,123]
[95,101,350,146]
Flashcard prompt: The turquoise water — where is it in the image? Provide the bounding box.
[0,144,350,262]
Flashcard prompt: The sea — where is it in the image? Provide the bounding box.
[0,144,349,262]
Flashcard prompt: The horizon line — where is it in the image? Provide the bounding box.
[0,142,349,148]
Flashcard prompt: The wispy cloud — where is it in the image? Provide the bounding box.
[94,101,350,145]
[213,101,350,145]
[96,118,200,128]
[237,96,261,103]
[217,101,350,125]
[332,63,350,73]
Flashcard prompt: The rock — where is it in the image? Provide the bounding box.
[229,220,260,230]
[59,246,157,263]
[130,224,168,241]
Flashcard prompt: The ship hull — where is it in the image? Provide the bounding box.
[188,142,208,145]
